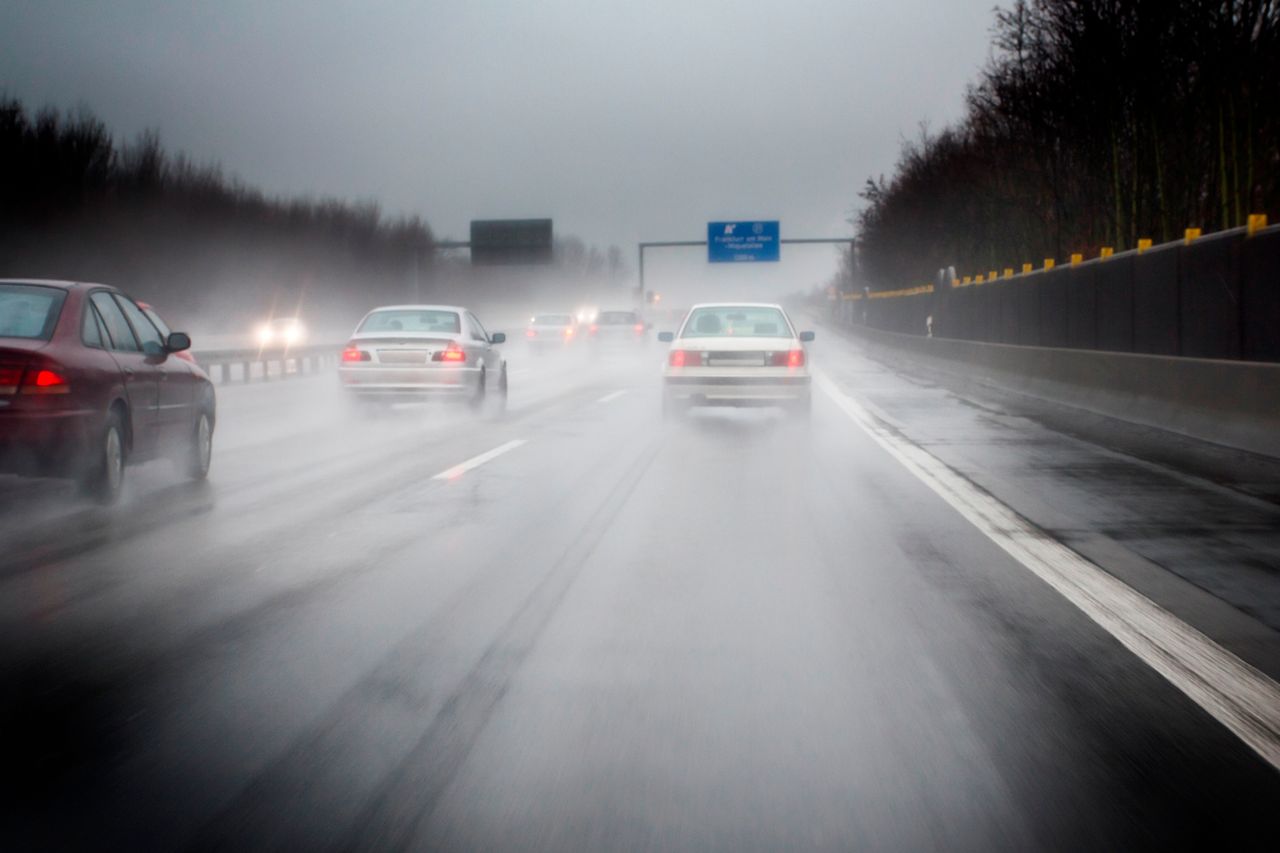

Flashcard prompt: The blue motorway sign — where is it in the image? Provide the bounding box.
[707,220,780,263]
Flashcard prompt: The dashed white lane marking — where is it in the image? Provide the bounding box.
[597,390,628,403]
[431,439,527,481]
[816,371,1280,771]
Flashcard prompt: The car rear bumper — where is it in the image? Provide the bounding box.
[338,365,480,399]
[0,408,97,476]
[664,374,810,403]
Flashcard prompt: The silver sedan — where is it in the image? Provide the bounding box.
[338,304,507,411]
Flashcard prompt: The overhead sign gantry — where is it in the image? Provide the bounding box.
[637,221,853,296]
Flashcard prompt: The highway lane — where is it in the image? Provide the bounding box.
[2,335,1278,850]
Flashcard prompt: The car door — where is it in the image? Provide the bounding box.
[89,291,161,459]
[466,312,498,368]
[115,293,193,448]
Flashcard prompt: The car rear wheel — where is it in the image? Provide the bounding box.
[186,410,213,480]
[81,409,125,505]
[469,369,486,412]
[494,365,508,416]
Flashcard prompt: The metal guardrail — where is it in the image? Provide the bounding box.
[192,343,340,384]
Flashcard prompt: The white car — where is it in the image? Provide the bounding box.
[338,304,507,410]
[525,312,579,351]
[659,303,813,417]
[588,309,650,348]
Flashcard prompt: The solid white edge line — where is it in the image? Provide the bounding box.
[597,390,628,403]
[431,439,527,481]
[815,371,1280,771]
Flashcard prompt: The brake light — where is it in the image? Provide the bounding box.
[669,350,702,368]
[564,326,575,337]
[0,364,22,394]
[434,343,467,363]
[526,328,537,337]
[589,324,598,336]
[634,324,645,333]
[769,349,806,367]
[21,367,70,394]
[341,347,369,362]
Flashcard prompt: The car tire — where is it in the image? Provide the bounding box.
[469,369,486,412]
[81,408,126,505]
[492,365,508,417]
[186,410,213,480]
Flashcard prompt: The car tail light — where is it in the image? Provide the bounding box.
[526,328,537,338]
[668,350,702,368]
[0,363,22,395]
[564,326,575,337]
[769,349,806,367]
[433,342,467,363]
[589,324,599,336]
[341,346,369,362]
[634,324,645,333]
[21,366,70,394]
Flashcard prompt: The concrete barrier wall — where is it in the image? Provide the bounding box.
[859,225,1280,364]
[838,323,1280,460]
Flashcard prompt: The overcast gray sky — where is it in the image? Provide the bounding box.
[1,0,997,295]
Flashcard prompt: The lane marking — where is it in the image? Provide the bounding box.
[597,390,628,403]
[431,439,527,481]
[816,371,1280,771]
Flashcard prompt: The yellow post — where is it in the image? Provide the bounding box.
[1070,253,1083,266]
[1021,263,1033,274]
[952,279,960,288]
[988,270,997,281]
[1137,238,1153,254]
[1100,247,1114,259]
[1003,268,1014,279]
[1184,228,1202,245]
[975,274,985,284]
[1043,258,1055,270]
[962,276,972,285]
[1247,214,1268,237]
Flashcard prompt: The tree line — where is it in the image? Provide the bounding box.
[0,96,441,324]
[0,95,629,329]
[851,0,1280,291]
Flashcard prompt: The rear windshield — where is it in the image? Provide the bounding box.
[0,284,67,341]
[533,314,573,325]
[680,306,792,338]
[597,311,638,324]
[359,309,460,334]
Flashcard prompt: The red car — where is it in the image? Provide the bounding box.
[0,279,215,503]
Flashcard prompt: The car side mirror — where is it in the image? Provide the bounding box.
[657,331,674,343]
[166,332,192,352]
[799,331,815,342]
[490,332,506,344]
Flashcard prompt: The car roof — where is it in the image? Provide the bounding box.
[686,302,787,310]
[365,304,467,314]
[0,278,116,291]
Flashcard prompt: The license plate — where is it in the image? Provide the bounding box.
[377,350,429,365]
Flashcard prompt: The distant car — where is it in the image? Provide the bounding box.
[338,304,507,411]
[588,309,649,347]
[659,302,813,418]
[525,313,578,351]
[0,279,215,503]
[256,316,307,348]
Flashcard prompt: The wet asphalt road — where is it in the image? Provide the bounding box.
[1,328,1278,851]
